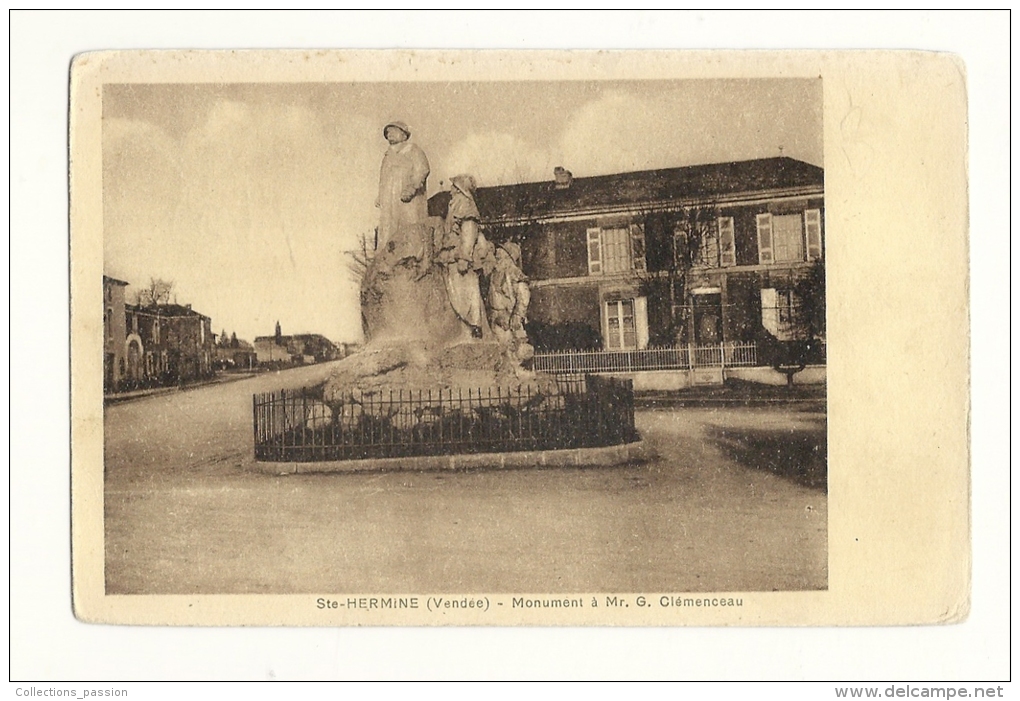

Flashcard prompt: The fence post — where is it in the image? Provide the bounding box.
[252,394,258,457]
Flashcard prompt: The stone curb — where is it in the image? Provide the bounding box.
[636,397,826,408]
[252,440,651,475]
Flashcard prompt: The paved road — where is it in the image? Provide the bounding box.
[104,363,827,594]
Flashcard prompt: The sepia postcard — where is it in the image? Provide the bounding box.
[70,49,969,626]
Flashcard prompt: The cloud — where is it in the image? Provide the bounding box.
[104,99,371,343]
[559,90,663,175]
[102,118,182,277]
[556,83,822,178]
[441,131,554,187]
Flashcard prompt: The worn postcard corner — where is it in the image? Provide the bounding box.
[70,49,969,627]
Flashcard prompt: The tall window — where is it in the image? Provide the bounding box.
[605,299,637,350]
[777,289,798,327]
[756,209,822,264]
[692,217,736,268]
[696,227,719,267]
[772,214,804,262]
[761,288,801,340]
[603,297,648,350]
[587,224,646,275]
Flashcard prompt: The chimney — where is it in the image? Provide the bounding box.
[553,166,573,190]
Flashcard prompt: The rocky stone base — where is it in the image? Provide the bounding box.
[321,339,558,408]
[324,218,548,412]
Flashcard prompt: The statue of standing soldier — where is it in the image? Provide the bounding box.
[376,121,431,278]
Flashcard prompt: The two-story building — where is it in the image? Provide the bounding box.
[436,157,824,353]
[103,276,129,392]
[124,303,215,386]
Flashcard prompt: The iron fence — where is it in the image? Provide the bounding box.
[532,341,758,375]
[253,375,636,462]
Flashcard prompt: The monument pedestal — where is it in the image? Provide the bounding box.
[324,223,551,407]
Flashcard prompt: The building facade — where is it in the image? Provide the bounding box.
[103,276,129,392]
[449,157,824,353]
[123,303,215,387]
[253,333,340,365]
[215,338,257,370]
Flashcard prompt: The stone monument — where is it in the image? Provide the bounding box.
[323,123,551,407]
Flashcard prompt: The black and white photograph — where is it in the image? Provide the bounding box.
[9,9,1006,686]
[67,48,970,630]
[96,75,827,602]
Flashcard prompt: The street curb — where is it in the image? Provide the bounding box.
[252,440,651,475]
[636,398,826,409]
[104,372,258,405]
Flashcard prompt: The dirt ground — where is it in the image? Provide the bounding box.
[103,362,827,594]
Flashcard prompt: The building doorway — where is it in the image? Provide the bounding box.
[691,290,722,345]
[126,338,143,383]
[105,352,115,391]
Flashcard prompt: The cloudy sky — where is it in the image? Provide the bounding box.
[103,79,822,343]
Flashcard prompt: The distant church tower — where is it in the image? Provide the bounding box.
[275,320,282,344]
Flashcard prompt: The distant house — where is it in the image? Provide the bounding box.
[431,156,824,353]
[124,303,215,386]
[215,338,257,370]
[253,332,340,365]
[103,276,129,392]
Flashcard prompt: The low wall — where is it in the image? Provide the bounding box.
[253,440,651,475]
[599,365,826,391]
[725,365,826,387]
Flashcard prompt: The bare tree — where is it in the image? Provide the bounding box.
[344,230,377,285]
[639,205,715,346]
[135,277,175,306]
[766,257,826,388]
[793,258,826,340]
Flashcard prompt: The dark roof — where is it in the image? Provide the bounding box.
[429,157,823,223]
[254,333,336,346]
[126,303,209,319]
[103,275,129,286]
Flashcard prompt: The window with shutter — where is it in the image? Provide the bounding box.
[804,208,823,260]
[601,228,631,274]
[630,224,646,272]
[588,225,645,275]
[634,296,649,349]
[605,299,638,350]
[772,214,804,262]
[586,227,602,274]
[718,216,736,267]
[697,225,720,267]
[756,213,774,264]
[760,288,779,336]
